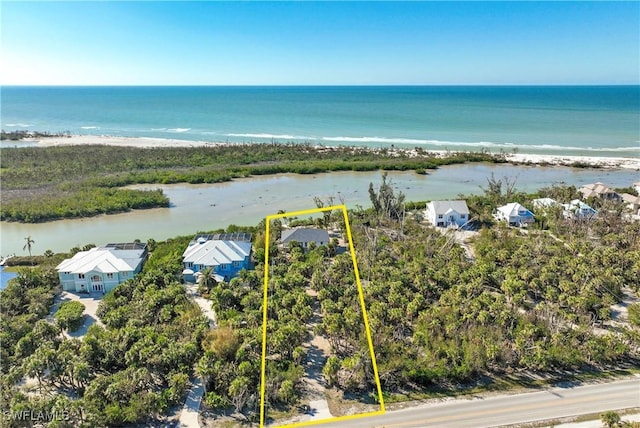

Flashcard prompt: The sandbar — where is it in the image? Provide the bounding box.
[4,134,639,170]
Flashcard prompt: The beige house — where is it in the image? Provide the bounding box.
[621,193,640,216]
[579,182,619,200]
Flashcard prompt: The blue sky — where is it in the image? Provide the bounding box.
[1,1,638,85]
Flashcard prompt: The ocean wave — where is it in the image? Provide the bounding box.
[167,128,191,133]
[322,136,430,145]
[320,136,639,152]
[5,123,32,127]
[81,126,99,130]
[226,133,316,140]
[150,128,167,131]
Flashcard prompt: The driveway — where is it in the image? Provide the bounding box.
[48,291,105,338]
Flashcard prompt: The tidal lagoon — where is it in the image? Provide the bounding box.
[1,163,638,256]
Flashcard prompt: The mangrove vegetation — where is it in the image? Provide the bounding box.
[0,143,504,222]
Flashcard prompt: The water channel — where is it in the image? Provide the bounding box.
[1,163,638,256]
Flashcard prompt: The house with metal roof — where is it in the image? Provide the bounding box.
[532,198,560,210]
[56,243,148,293]
[182,235,252,283]
[424,200,470,228]
[495,202,535,227]
[281,228,330,250]
[562,199,597,220]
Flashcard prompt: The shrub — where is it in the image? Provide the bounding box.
[629,303,640,327]
[54,301,85,331]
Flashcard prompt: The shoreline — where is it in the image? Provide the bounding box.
[2,134,639,170]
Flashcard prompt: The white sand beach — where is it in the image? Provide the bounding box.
[506,152,640,170]
[15,135,224,148]
[8,134,640,170]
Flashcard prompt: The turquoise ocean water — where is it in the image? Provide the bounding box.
[1,86,639,156]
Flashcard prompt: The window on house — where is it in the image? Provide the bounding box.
[106,273,114,279]
[186,262,193,268]
[438,214,443,219]
[233,261,241,268]
[221,264,228,270]
[78,274,85,279]
[460,214,466,219]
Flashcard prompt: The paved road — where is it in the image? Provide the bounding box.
[307,378,640,428]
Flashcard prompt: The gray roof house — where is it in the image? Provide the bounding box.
[182,233,252,283]
[281,228,330,249]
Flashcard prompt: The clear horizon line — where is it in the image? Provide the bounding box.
[2,83,639,88]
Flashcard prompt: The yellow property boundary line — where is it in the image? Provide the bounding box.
[260,205,385,428]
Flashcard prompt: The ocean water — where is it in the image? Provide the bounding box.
[1,86,639,156]
[0,266,17,290]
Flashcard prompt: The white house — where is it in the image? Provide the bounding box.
[281,228,330,249]
[532,198,559,210]
[562,199,597,220]
[56,243,148,293]
[424,200,470,228]
[495,203,535,227]
[182,233,252,283]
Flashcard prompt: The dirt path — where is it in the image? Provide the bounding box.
[301,289,333,420]
[178,283,218,428]
[610,286,639,323]
[433,227,478,261]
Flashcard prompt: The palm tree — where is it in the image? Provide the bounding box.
[600,411,621,428]
[199,267,217,294]
[23,235,35,256]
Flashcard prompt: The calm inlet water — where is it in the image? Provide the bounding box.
[2,86,639,156]
[1,164,638,256]
[0,266,18,290]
